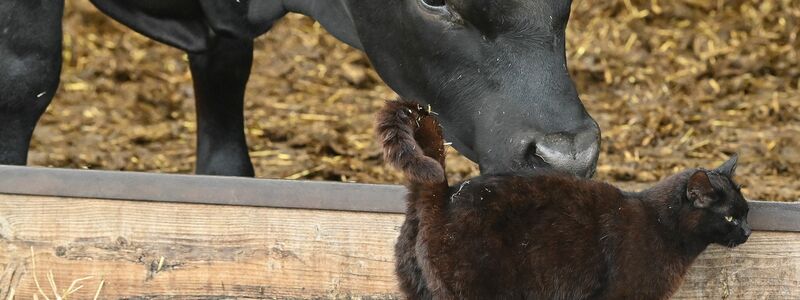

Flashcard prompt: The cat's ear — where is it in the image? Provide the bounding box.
[687,170,716,208]
[715,154,738,177]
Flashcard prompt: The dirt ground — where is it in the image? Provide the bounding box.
[29,0,799,201]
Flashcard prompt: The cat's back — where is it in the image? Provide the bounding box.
[460,169,626,246]
[450,169,623,213]
[434,170,626,299]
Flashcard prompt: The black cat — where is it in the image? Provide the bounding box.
[376,100,751,300]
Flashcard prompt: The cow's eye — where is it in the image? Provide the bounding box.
[422,0,445,8]
[724,216,734,222]
[418,0,461,23]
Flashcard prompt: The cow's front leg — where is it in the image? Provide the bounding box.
[0,0,63,165]
[188,36,255,177]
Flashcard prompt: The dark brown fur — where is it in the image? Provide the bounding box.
[377,100,751,300]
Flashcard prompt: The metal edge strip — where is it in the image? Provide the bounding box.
[1,166,798,231]
[0,165,407,213]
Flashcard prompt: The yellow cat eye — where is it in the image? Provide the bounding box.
[724,216,734,222]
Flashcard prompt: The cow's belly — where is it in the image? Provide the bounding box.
[137,0,202,18]
[101,0,203,19]
[90,0,284,52]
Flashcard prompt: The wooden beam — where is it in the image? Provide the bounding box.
[674,232,800,299]
[1,194,798,299]
[0,165,407,213]
[0,166,798,232]
[0,194,402,299]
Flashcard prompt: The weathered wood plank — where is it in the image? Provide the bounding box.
[1,166,797,232]
[0,194,402,299]
[672,233,800,299]
[1,194,798,299]
[0,165,407,213]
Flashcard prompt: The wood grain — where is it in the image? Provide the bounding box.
[673,233,800,299]
[0,194,798,299]
[0,194,402,299]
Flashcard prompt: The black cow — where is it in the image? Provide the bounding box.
[0,0,600,178]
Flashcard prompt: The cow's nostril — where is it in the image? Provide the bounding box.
[523,142,547,169]
[533,134,599,178]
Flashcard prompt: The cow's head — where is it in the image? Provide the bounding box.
[349,0,599,177]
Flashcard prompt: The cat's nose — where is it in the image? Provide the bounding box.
[742,219,752,237]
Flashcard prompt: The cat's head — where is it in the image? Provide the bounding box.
[684,154,750,247]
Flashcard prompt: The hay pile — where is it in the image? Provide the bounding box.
[568,0,799,200]
[30,0,799,201]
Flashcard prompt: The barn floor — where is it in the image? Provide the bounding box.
[29,0,800,201]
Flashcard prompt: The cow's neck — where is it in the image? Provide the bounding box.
[281,0,363,50]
